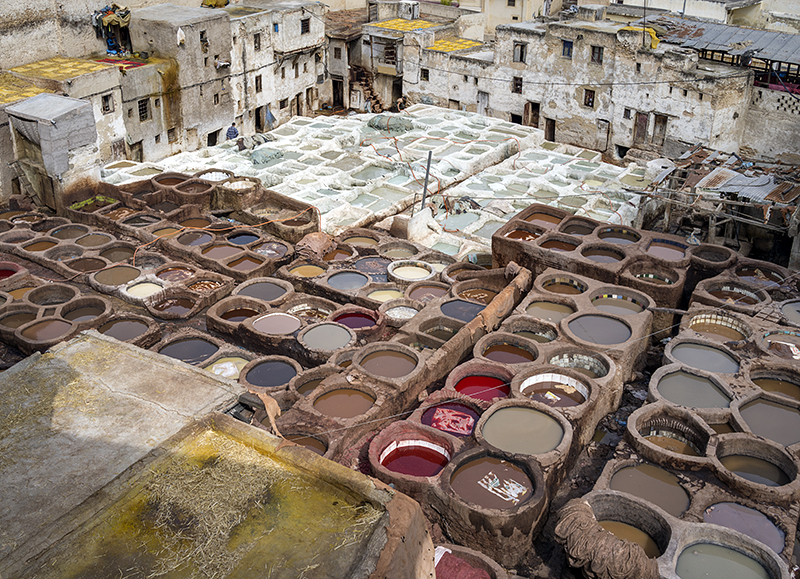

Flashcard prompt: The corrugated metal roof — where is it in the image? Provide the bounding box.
[644,15,800,65]
[695,167,737,189]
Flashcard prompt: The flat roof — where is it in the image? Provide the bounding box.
[5,92,90,121]
[326,8,370,39]
[10,56,113,82]
[0,73,49,107]
[427,37,484,52]
[132,3,228,25]
[370,18,442,31]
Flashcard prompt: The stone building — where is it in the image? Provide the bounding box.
[404,7,800,163]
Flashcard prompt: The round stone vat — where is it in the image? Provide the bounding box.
[441,262,483,285]
[516,371,590,408]
[445,361,514,404]
[252,240,290,260]
[226,229,260,247]
[626,403,712,469]
[224,253,265,274]
[735,394,800,448]
[207,296,268,333]
[581,244,627,264]
[67,257,107,273]
[704,281,767,308]
[433,446,546,567]
[0,307,39,342]
[330,305,381,333]
[151,172,190,189]
[178,217,212,229]
[365,285,404,304]
[388,260,436,286]
[369,422,454,497]
[780,299,800,327]
[566,313,632,346]
[289,366,341,398]
[310,384,377,420]
[476,399,571,466]
[287,261,326,278]
[21,237,58,253]
[25,284,78,307]
[647,238,687,261]
[452,278,503,306]
[651,366,733,410]
[176,230,213,247]
[284,433,329,456]
[761,330,800,360]
[607,462,690,517]
[43,244,84,264]
[298,322,356,357]
[406,281,450,303]
[155,265,196,283]
[417,397,482,438]
[379,298,421,327]
[0,261,25,282]
[353,342,420,382]
[240,355,302,392]
[378,240,418,260]
[540,275,587,296]
[125,280,163,299]
[503,222,545,243]
[322,243,356,262]
[474,333,538,365]
[624,259,679,287]
[548,349,612,380]
[523,299,576,323]
[100,244,135,263]
[283,295,338,324]
[666,340,740,374]
[418,317,462,344]
[75,233,113,248]
[233,277,294,305]
[559,216,598,237]
[439,298,485,323]
[501,315,558,344]
[687,312,752,342]
[735,265,786,289]
[417,252,455,274]
[747,364,800,403]
[15,317,76,353]
[0,230,35,245]
[689,243,737,270]
[91,265,141,288]
[340,229,380,248]
[157,336,219,366]
[713,434,800,498]
[59,297,111,329]
[186,278,224,294]
[201,243,242,261]
[250,312,302,336]
[590,292,647,316]
[538,235,580,253]
[354,255,393,283]
[50,224,89,240]
[325,269,370,291]
[98,315,158,346]
[702,502,785,555]
[148,293,198,319]
[597,226,641,245]
[523,208,565,228]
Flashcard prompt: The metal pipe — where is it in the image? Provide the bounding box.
[421,150,432,210]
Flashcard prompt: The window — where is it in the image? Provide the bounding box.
[508,0,515,5]
[204,57,209,67]
[293,63,299,78]
[137,98,150,122]
[421,68,429,81]
[513,42,526,63]
[303,62,308,73]
[510,113,522,124]
[301,18,310,34]
[562,40,573,59]
[168,128,177,143]
[213,93,219,105]
[255,74,262,93]
[154,98,160,108]
[254,33,261,51]
[699,93,703,101]
[127,108,133,118]
[584,89,595,107]
[474,77,478,85]
[279,98,288,109]
[464,74,469,82]
[683,89,688,96]
[669,86,673,94]
[512,16,519,20]
[591,46,604,65]
[155,134,161,144]
[101,94,114,114]
[635,62,641,73]
[274,23,279,32]
[512,76,522,93]
[334,47,342,59]
[623,107,631,119]
[281,67,285,79]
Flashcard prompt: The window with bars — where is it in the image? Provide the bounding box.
[334,47,342,59]
[168,128,177,143]
[137,98,150,122]
[101,94,113,114]
[280,98,288,109]
[512,76,522,93]
[384,43,396,66]
[584,89,595,107]
[421,68,429,81]
[301,18,310,34]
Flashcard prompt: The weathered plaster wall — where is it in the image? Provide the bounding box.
[0,110,15,203]
[742,86,800,162]
[618,0,729,22]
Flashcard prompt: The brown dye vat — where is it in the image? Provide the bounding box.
[99,319,148,341]
[736,267,784,288]
[289,264,325,277]
[313,389,374,418]
[740,399,800,447]
[189,280,222,292]
[63,307,103,322]
[583,248,624,263]
[568,315,631,345]
[104,207,138,221]
[157,267,194,282]
[95,266,139,286]
[76,234,110,247]
[50,225,87,239]
[450,457,533,509]
[220,308,259,322]
[483,344,534,364]
[482,407,563,455]
[540,240,577,252]
[228,232,260,245]
[202,245,241,259]
[100,247,134,263]
[544,281,583,295]
[253,242,288,258]
[648,241,686,261]
[179,218,211,228]
[24,241,56,252]
[228,256,263,272]
[710,423,735,434]
[157,177,185,186]
[153,227,180,238]
[526,301,575,323]
[608,463,689,517]
[672,343,739,374]
[709,290,759,305]
[458,288,497,304]
[597,521,661,558]
[645,435,700,457]
[1,312,36,328]
[285,434,327,455]
[282,216,310,227]
[253,313,302,335]
[592,296,644,316]
[12,214,42,223]
[425,327,456,341]
[753,378,800,402]
[178,232,212,246]
[524,213,562,228]
[21,319,71,341]
[297,379,323,396]
[323,248,353,261]
[68,258,106,272]
[562,222,594,236]
[525,381,585,407]
[0,210,25,220]
[177,182,211,194]
[505,230,540,241]
[153,298,194,315]
[238,281,287,302]
[9,287,35,300]
[692,321,745,341]
[343,236,378,246]
[408,284,448,302]
[421,402,480,437]
[152,201,179,213]
[720,455,790,487]
[360,351,416,378]
[703,503,785,554]
[598,228,640,244]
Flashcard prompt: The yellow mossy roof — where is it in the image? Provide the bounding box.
[10,56,112,81]
[428,37,484,52]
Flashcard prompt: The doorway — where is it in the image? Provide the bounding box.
[207,130,220,147]
[477,91,489,116]
[333,78,344,108]
[634,112,648,144]
[653,114,667,145]
[544,118,555,141]
[523,101,540,128]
